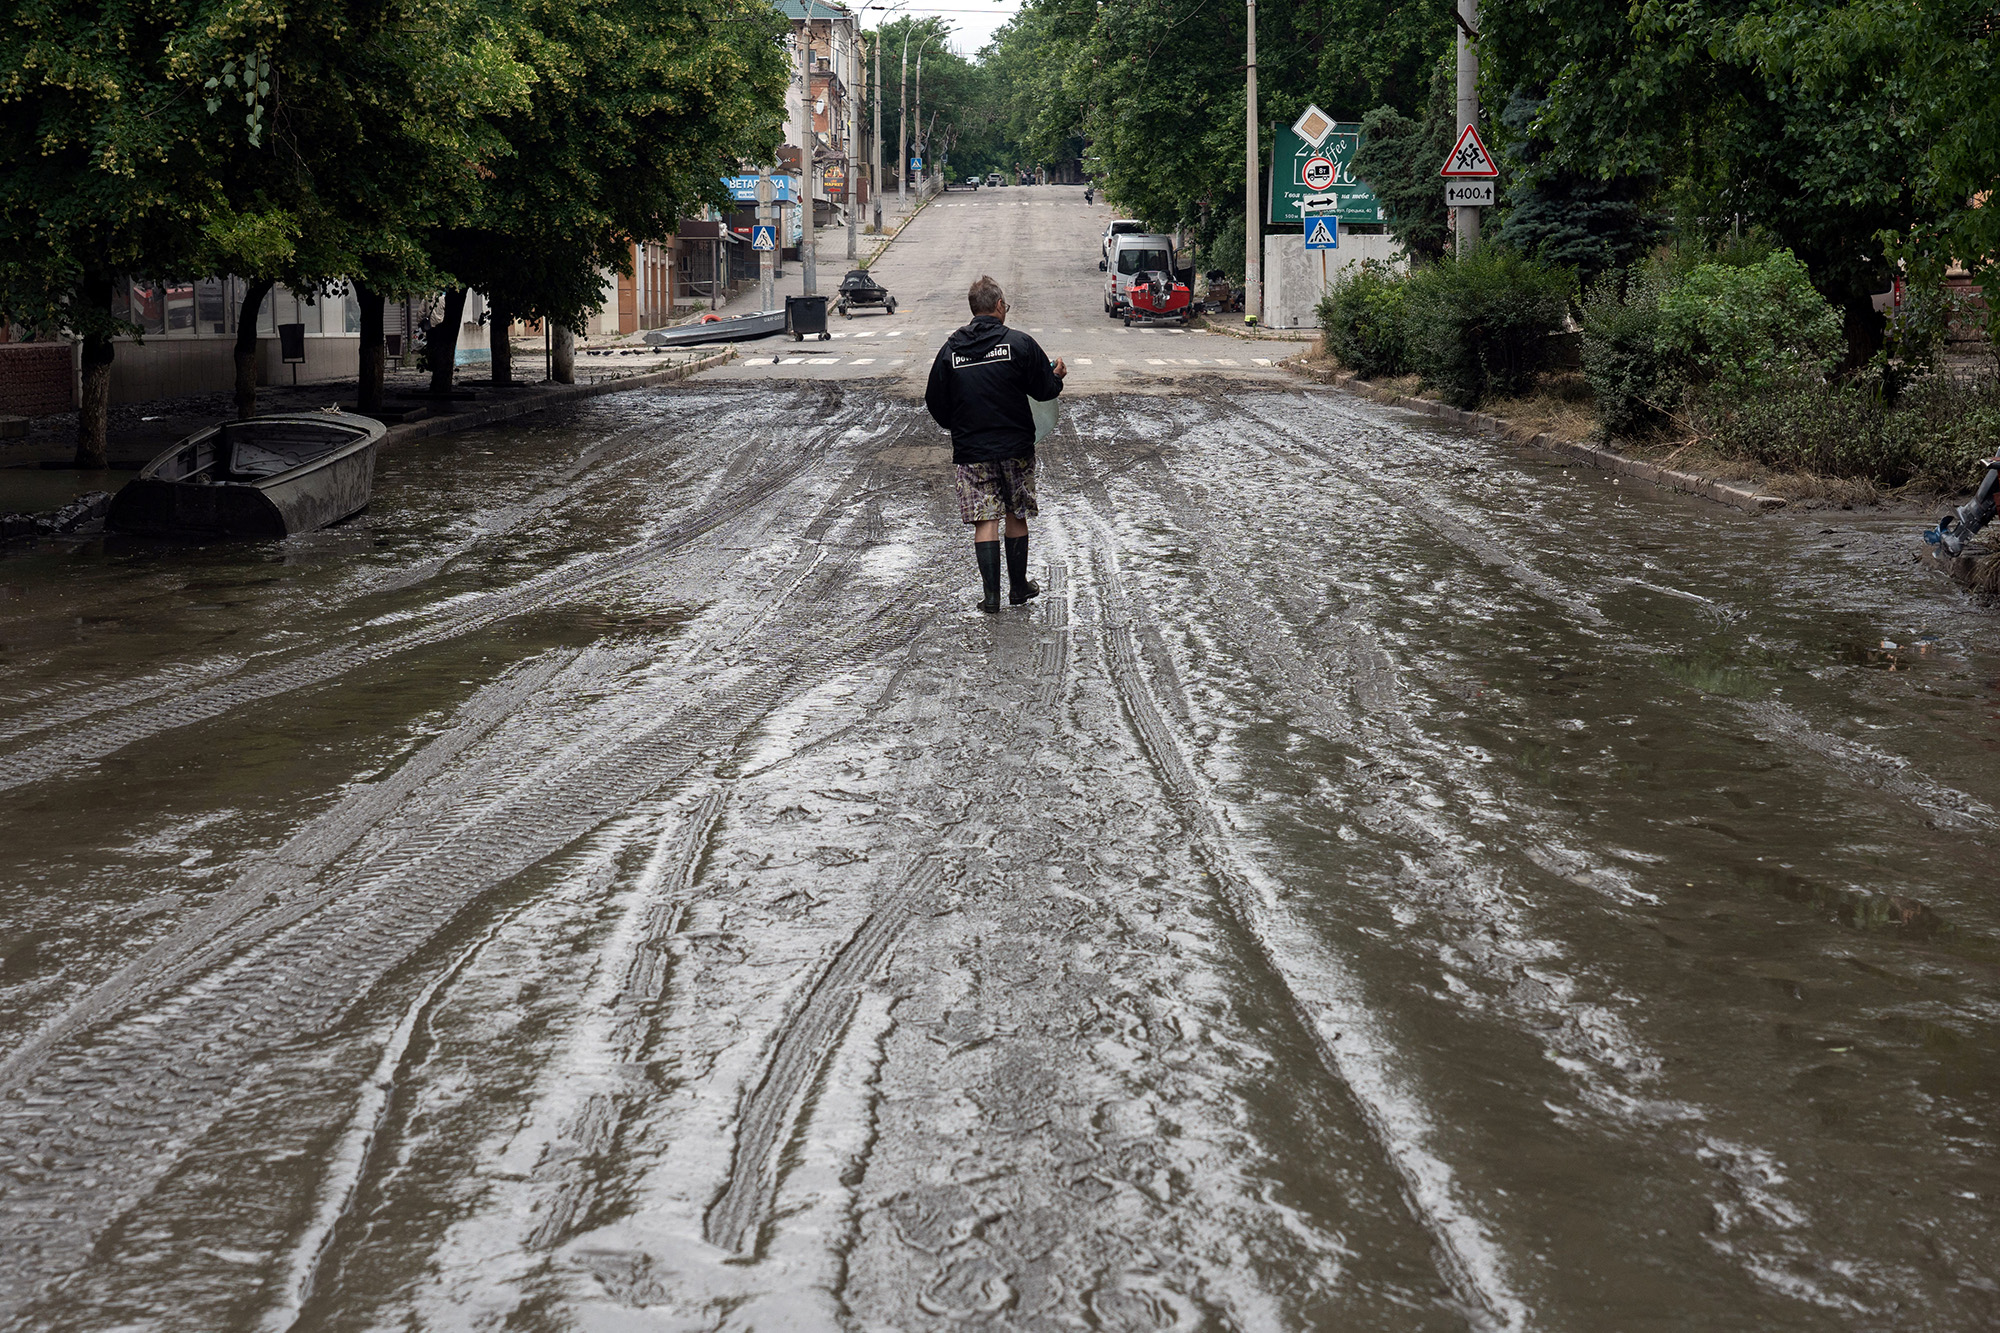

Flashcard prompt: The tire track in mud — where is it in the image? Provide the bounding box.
[1067,395,1896,1319]
[704,855,953,1256]
[0,651,579,1097]
[1234,391,1994,833]
[1070,531,1530,1333]
[0,390,892,797]
[0,492,937,1323]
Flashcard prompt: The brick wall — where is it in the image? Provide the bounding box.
[0,343,74,415]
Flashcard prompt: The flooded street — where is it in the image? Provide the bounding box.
[3,190,1998,1332]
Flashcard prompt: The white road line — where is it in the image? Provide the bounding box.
[851,358,876,365]
[887,330,903,336]
[1075,358,1094,365]
[1145,358,1168,365]
[1216,358,1240,366]
[808,357,838,365]
[780,358,805,365]
[1253,357,1272,365]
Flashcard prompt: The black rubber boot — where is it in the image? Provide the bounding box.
[1005,534,1040,604]
[975,540,1002,613]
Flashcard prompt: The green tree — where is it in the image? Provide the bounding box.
[422,0,786,389]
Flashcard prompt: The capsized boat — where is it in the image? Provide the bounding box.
[107,411,387,539]
[643,309,786,348]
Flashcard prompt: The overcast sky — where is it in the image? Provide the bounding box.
[855,0,1026,56]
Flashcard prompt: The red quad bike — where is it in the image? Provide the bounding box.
[1123,270,1193,327]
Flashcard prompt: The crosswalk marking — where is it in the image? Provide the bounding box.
[1075,358,1093,365]
[1253,357,1271,365]
[1146,358,1168,365]
[851,358,875,365]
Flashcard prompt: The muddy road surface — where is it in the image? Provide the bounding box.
[4,190,2000,1333]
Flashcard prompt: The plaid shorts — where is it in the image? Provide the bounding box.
[954,458,1038,524]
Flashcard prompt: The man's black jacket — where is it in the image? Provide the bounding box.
[924,315,1063,464]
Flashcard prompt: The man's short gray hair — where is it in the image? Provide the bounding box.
[968,276,1004,315]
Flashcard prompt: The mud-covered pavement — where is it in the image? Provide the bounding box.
[4,192,2000,1333]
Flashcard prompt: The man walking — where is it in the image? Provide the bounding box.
[924,276,1067,613]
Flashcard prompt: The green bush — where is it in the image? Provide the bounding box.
[1579,267,1673,436]
[1657,250,1842,396]
[1399,246,1574,408]
[1316,260,1409,377]
[1698,371,2000,489]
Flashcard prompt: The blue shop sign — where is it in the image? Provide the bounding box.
[723,174,797,203]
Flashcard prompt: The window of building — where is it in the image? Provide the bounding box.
[131,280,167,335]
[196,277,230,334]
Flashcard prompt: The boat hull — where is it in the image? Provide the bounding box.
[643,310,786,347]
[107,413,385,540]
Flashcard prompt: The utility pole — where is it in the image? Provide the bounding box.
[797,18,817,296]
[846,24,859,260]
[872,30,883,232]
[898,27,910,210]
[1243,0,1261,324]
[1455,0,1480,251]
[915,50,924,197]
[759,164,775,312]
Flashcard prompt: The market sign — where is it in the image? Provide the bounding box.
[1268,119,1384,226]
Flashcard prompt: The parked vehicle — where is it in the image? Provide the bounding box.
[1099,219,1145,269]
[1103,234,1175,314]
[1123,270,1194,326]
[965,175,981,190]
[107,412,386,539]
[986,173,1005,188]
[835,268,897,317]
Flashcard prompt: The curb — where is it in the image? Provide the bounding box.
[862,189,938,269]
[1325,370,1788,515]
[382,348,739,449]
[1195,314,1319,343]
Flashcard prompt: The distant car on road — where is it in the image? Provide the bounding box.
[986,173,1005,188]
[965,176,981,190]
[1099,219,1145,269]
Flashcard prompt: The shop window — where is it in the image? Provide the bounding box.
[131,280,167,335]
[166,281,195,332]
[196,277,229,334]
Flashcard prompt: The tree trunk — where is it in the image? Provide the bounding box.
[489,294,513,385]
[356,284,387,414]
[234,277,274,420]
[76,270,116,466]
[551,322,576,384]
[1843,293,1885,372]
[428,288,468,394]
[76,332,113,469]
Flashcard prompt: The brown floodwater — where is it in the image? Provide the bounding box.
[0,379,1994,1331]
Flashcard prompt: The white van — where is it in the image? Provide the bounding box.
[1103,234,1175,315]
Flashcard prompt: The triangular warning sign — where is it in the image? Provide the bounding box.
[1306,219,1337,246]
[1439,124,1499,177]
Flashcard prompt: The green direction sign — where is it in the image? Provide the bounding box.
[1268,120,1384,226]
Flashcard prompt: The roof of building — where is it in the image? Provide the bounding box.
[774,0,853,18]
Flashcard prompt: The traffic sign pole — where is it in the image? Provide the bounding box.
[1455,0,1480,251]
[758,167,775,313]
[1243,0,1261,325]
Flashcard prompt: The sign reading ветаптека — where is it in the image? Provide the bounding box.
[1268,117,1385,226]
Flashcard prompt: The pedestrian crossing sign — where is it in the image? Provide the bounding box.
[1305,217,1339,250]
[751,225,777,251]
